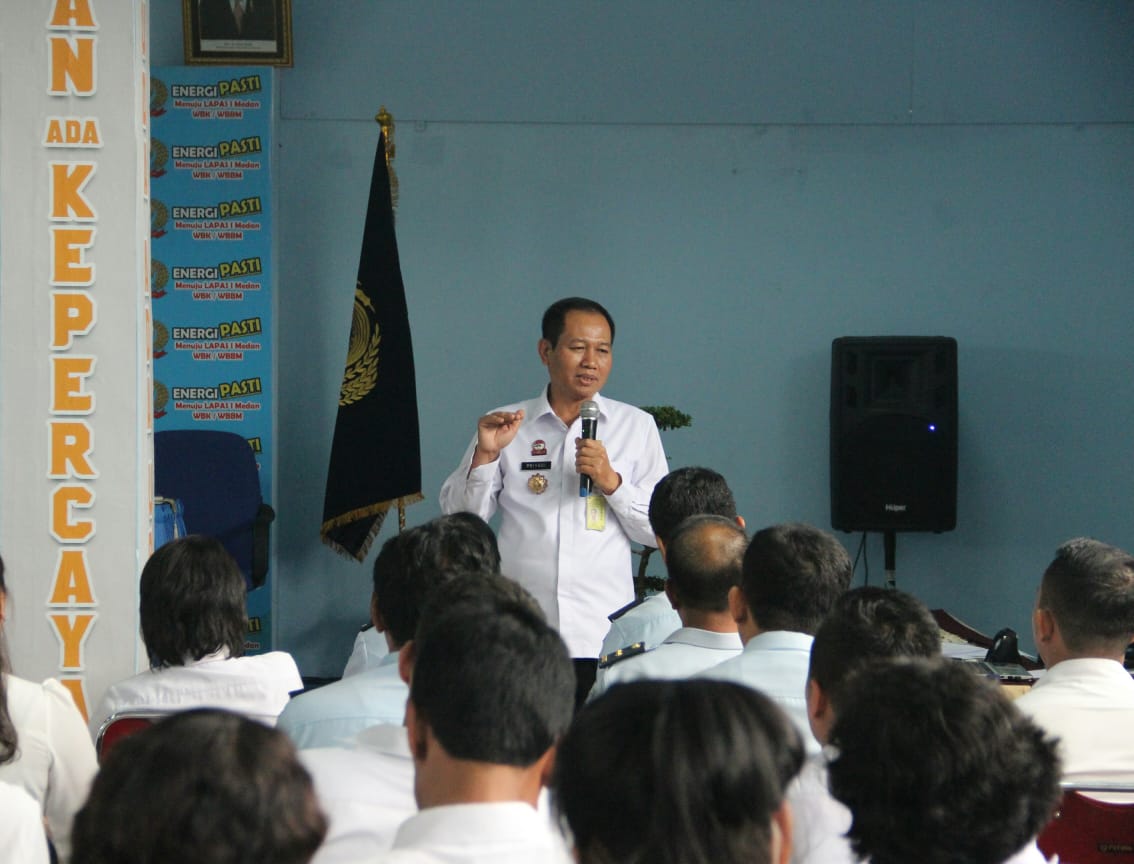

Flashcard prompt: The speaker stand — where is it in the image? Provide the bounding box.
[884,530,897,589]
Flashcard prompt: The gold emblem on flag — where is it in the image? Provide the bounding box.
[338,285,381,406]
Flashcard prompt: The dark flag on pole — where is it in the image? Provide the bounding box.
[321,127,422,560]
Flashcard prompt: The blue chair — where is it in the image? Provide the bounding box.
[154,430,273,588]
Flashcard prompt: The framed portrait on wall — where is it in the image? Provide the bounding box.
[183,0,293,66]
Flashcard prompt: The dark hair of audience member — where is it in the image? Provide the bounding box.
[409,588,574,767]
[648,466,738,548]
[741,523,852,634]
[71,709,327,864]
[665,514,747,612]
[554,679,804,864]
[372,513,502,647]
[139,535,247,669]
[827,657,1061,864]
[809,586,941,693]
[1039,536,1134,654]
[541,296,616,347]
[0,555,17,764]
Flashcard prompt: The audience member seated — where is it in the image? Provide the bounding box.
[372,579,576,863]
[599,466,744,658]
[699,522,852,752]
[300,571,520,863]
[1016,537,1134,795]
[0,554,97,863]
[590,514,743,698]
[71,709,327,864]
[827,657,1061,864]
[555,678,802,864]
[279,513,501,749]
[88,536,302,734]
[790,586,941,864]
[0,780,50,864]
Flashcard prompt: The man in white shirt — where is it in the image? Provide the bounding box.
[790,586,941,864]
[699,522,852,753]
[1016,537,1134,790]
[826,657,1060,864]
[591,514,744,698]
[278,513,500,749]
[440,297,667,701]
[374,579,576,863]
[598,466,744,659]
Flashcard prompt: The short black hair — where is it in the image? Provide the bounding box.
[808,586,940,693]
[827,657,1061,864]
[140,536,246,669]
[541,297,616,347]
[741,523,852,634]
[72,709,327,864]
[665,515,747,612]
[554,679,804,864]
[648,466,737,547]
[373,513,501,647]
[1039,537,1134,655]
[409,587,574,766]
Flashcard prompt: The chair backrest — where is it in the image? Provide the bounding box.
[95,712,165,763]
[1038,784,1134,863]
[154,429,274,588]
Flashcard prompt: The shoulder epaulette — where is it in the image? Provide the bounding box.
[598,642,646,669]
[607,598,645,622]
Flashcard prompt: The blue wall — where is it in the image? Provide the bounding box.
[153,1,1134,676]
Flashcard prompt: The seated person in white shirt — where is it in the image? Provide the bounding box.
[699,522,852,753]
[89,536,302,735]
[279,513,501,749]
[377,583,576,863]
[599,466,744,661]
[71,709,326,864]
[791,586,941,864]
[590,514,744,697]
[1016,537,1134,791]
[554,679,803,864]
[827,657,1061,864]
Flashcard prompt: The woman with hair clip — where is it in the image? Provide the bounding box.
[0,553,98,863]
[554,678,804,864]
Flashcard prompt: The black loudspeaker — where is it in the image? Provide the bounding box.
[830,336,957,532]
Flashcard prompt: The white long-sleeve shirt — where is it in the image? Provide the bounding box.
[441,389,667,658]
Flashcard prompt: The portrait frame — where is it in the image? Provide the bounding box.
[182,0,293,67]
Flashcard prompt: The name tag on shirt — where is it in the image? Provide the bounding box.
[586,494,607,531]
[521,461,552,471]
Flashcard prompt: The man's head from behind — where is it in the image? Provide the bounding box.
[648,466,739,552]
[806,586,941,744]
[827,657,1061,864]
[371,512,501,649]
[1034,536,1134,664]
[404,576,575,808]
[732,523,852,637]
[664,514,747,616]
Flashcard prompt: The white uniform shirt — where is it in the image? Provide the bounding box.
[376,801,573,864]
[0,781,50,864]
[89,651,302,734]
[342,627,391,678]
[279,653,407,749]
[599,592,682,658]
[698,630,820,754]
[1015,657,1134,786]
[787,755,854,864]
[591,627,742,699]
[0,676,96,864]
[301,723,417,864]
[440,390,667,658]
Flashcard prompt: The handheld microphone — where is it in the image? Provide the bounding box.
[579,400,599,497]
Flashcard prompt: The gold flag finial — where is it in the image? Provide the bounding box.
[375,106,398,210]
